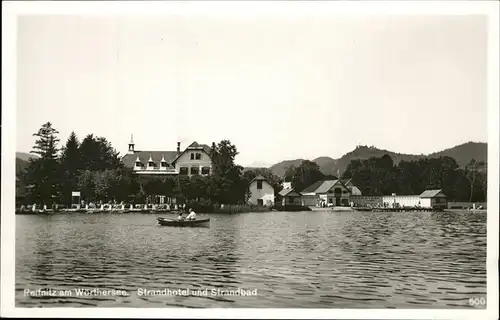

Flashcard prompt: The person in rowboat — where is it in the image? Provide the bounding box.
[177,211,185,220]
[185,208,197,220]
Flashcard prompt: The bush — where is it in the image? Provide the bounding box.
[272,205,312,212]
[184,199,272,214]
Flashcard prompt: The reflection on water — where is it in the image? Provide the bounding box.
[16,210,486,308]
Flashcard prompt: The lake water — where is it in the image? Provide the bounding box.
[15,210,487,308]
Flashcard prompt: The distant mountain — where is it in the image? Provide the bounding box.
[16,152,35,162]
[16,158,29,176]
[267,159,306,177]
[15,152,37,177]
[427,141,487,167]
[332,145,423,176]
[269,142,487,178]
[246,161,273,168]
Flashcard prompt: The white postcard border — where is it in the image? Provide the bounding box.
[1,1,499,319]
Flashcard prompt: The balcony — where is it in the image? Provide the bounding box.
[134,165,177,174]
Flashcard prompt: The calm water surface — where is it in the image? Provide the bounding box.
[16,210,486,308]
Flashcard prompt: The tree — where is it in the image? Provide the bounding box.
[31,122,60,160]
[24,122,62,205]
[465,159,479,202]
[77,170,96,203]
[185,175,209,201]
[173,175,191,204]
[59,131,82,204]
[140,176,165,203]
[285,160,325,192]
[208,140,246,204]
[79,134,122,171]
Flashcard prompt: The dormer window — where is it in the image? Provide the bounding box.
[147,155,155,168]
[196,153,201,160]
[160,155,167,168]
[134,156,142,169]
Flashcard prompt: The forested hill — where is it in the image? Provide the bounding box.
[17,142,487,179]
[267,142,487,178]
[16,152,37,176]
[427,142,487,167]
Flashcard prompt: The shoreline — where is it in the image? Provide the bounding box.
[15,206,488,215]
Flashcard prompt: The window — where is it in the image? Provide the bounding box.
[257,181,263,189]
[195,153,201,160]
[179,167,188,175]
[190,167,199,175]
[161,162,167,167]
[148,161,155,167]
[201,167,210,175]
[135,162,142,167]
[190,153,195,160]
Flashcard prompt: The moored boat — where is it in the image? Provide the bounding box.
[157,217,210,227]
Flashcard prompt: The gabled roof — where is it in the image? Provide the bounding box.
[122,151,178,168]
[300,180,324,193]
[279,188,301,197]
[187,141,212,154]
[349,186,362,196]
[171,141,212,164]
[250,175,271,185]
[341,178,353,186]
[315,180,340,193]
[301,179,349,194]
[419,189,446,198]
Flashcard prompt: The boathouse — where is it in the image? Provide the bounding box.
[419,189,447,210]
[300,180,351,207]
[381,194,421,208]
[380,189,447,210]
[277,188,302,206]
[248,175,275,206]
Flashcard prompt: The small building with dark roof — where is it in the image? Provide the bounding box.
[419,189,447,210]
[121,136,213,177]
[277,188,302,206]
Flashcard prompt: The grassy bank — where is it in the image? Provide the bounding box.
[215,204,271,214]
[185,201,272,214]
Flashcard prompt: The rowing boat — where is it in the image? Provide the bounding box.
[157,217,210,227]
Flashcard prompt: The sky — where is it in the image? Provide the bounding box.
[16,14,488,167]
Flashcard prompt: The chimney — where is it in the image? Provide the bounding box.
[177,142,181,154]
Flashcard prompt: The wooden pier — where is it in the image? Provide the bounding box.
[369,207,442,212]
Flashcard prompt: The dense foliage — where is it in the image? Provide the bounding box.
[341,155,487,202]
[284,160,334,192]
[17,123,487,206]
[17,123,265,207]
[279,153,486,202]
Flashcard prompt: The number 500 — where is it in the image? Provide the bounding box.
[469,297,486,306]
